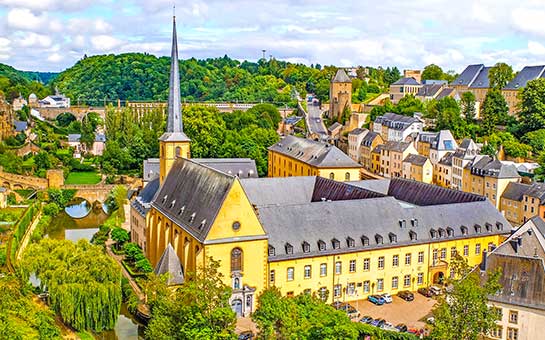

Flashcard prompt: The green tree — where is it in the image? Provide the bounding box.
[481,89,509,135]
[111,227,129,249]
[518,78,545,134]
[461,91,476,123]
[489,62,513,90]
[144,258,236,340]
[396,94,424,115]
[431,255,502,340]
[421,64,444,80]
[21,239,122,332]
[522,129,545,154]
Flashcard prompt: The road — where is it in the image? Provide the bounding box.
[305,100,328,141]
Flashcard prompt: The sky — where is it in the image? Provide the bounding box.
[1,0,545,72]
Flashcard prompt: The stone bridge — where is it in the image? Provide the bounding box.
[64,184,116,203]
[34,106,106,122]
[0,170,49,190]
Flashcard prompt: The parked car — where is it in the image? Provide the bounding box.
[338,303,360,319]
[381,322,399,332]
[381,293,393,303]
[238,331,253,340]
[331,301,345,309]
[418,287,433,298]
[396,324,408,332]
[360,316,373,324]
[426,316,436,325]
[397,290,414,301]
[368,295,385,305]
[370,318,385,327]
[430,285,443,295]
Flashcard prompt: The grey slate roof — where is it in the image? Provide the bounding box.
[151,158,235,242]
[268,135,360,168]
[192,158,258,178]
[468,156,521,179]
[418,132,438,143]
[332,69,351,83]
[501,182,530,202]
[131,177,160,217]
[361,131,380,147]
[95,133,106,142]
[263,197,508,261]
[392,77,420,86]
[453,64,485,86]
[241,177,316,207]
[435,88,455,100]
[438,152,454,166]
[416,84,443,97]
[348,179,391,195]
[504,65,545,90]
[143,158,160,182]
[403,154,429,166]
[14,120,27,132]
[349,128,367,136]
[67,134,81,143]
[328,122,343,133]
[382,141,412,153]
[154,243,184,285]
[375,112,420,131]
[524,183,545,201]
[468,67,491,89]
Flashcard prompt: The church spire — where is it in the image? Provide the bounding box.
[160,12,189,142]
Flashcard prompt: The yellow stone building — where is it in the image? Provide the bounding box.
[402,154,433,184]
[0,94,14,142]
[360,132,383,172]
[379,141,418,178]
[267,135,361,182]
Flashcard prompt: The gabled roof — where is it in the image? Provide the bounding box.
[349,128,367,136]
[392,77,420,86]
[431,130,458,151]
[361,131,381,147]
[452,64,485,86]
[435,87,455,100]
[468,155,521,179]
[268,135,360,168]
[143,158,160,182]
[468,67,491,89]
[192,158,258,178]
[151,158,235,242]
[416,84,443,97]
[375,112,420,131]
[382,141,412,153]
[154,243,184,285]
[328,122,343,132]
[502,182,530,202]
[438,152,454,166]
[504,65,545,90]
[131,177,161,217]
[403,154,429,166]
[332,69,351,83]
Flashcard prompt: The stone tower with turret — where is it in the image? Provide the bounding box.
[328,69,352,121]
[159,15,191,183]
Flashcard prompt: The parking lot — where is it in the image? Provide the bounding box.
[351,294,436,329]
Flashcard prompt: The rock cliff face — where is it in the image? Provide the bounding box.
[0,94,14,141]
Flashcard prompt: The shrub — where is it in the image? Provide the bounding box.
[135,258,153,273]
[43,202,60,216]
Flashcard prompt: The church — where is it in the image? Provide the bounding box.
[131,16,512,318]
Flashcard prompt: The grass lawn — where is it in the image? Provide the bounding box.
[65,171,101,185]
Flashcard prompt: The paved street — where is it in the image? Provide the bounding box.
[305,100,328,141]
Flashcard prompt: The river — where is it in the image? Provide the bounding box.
[45,199,145,340]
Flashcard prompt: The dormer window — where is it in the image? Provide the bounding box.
[409,230,417,241]
[178,206,185,215]
[199,219,206,230]
[430,229,437,239]
[318,240,326,251]
[447,227,454,237]
[496,222,504,231]
[189,212,196,223]
[347,237,355,248]
[389,232,397,243]
[375,234,383,245]
[170,200,176,208]
[162,195,168,204]
[474,224,481,234]
[399,219,406,228]
[268,245,275,256]
[461,226,468,235]
[438,228,445,238]
[332,238,340,249]
[411,218,418,227]
[285,243,293,255]
[302,241,310,253]
[361,236,369,246]
[485,223,492,232]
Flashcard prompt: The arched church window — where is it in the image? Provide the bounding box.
[231,248,243,272]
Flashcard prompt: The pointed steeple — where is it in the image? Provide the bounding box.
[160,13,190,142]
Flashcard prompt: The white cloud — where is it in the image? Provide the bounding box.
[91,35,122,51]
[512,7,545,37]
[17,32,52,48]
[6,8,47,31]
[47,52,63,62]
[528,41,545,55]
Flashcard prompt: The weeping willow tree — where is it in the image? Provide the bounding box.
[21,239,122,332]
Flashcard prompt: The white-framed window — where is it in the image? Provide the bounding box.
[509,310,518,324]
[476,243,481,255]
[463,245,469,256]
[441,248,447,260]
[507,327,518,340]
[349,260,356,273]
[287,267,294,281]
[392,276,398,289]
[418,251,424,264]
[334,284,342,297]
[363,258,370,271]
[392,255,399,267]
[378,256,385,269]
[335,261,342,275]
[304,265,311,279]
[347,282,355,295]
[404,275,411,287]
[417,272,423,285]
[363,280,370,293]
[405,253,412,265]
[320,263,327,277]
[377,278,384,291]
